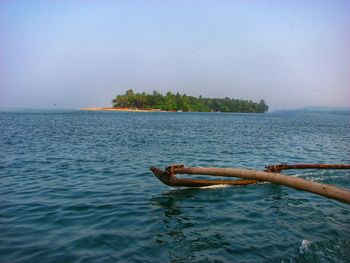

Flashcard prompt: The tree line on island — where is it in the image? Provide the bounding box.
[112,89,269,113]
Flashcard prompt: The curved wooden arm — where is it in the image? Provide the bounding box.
[150,166,257,187]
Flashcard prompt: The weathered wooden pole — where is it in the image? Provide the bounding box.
[265,163,350,173]
[150,166,257,187]
[164,165,350,204]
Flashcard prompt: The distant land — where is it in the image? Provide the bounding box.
[274,106,350,114]
[302,106,350,111]
[105,89,269,113]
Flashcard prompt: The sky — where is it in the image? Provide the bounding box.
[0,0,349,111]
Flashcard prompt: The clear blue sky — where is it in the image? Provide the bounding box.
[1,0,349,110]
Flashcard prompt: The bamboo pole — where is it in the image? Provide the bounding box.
[166,165,350,204]
[265,163,350,173]
[150,166,257,187]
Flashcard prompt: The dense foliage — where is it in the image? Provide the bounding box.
[112,89,269,113]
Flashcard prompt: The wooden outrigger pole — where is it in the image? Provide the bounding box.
[150,166,258,187]
[265,163,350,173]
[150,164,350,204]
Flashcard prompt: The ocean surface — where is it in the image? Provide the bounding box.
[0,110,349,262]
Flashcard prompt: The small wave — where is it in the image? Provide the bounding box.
[197,184,233,189]
[170,184,233,190]
[295,239,350,262]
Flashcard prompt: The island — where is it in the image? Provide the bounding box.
[83,89,269,113]
[115,89,269,113]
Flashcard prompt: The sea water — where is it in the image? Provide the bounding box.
[0,110,349,262]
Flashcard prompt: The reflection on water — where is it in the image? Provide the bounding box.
[149,189,197,259]
[149,188,234,262]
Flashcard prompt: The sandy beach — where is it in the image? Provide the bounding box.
[80,107,164,112]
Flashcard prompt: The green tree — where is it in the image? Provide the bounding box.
[112,90,268,113]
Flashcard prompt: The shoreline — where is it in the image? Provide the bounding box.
[80,107,165,112]
[80,107,268,113]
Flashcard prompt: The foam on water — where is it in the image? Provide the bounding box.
[299,240,312,254]
[197,184,234,189]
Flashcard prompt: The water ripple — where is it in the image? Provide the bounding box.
[0,111,349,262]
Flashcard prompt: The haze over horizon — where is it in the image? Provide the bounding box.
[1,0,349,111]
